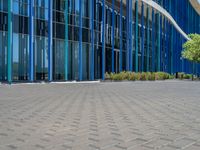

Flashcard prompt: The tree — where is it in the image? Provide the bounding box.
[182,34,200,79]
[182,34,200,63]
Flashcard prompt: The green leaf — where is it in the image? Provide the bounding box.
[182,34,200,63]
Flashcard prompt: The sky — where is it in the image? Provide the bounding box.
[198,0,200,4]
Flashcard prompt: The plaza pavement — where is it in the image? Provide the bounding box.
[0,81,200,150]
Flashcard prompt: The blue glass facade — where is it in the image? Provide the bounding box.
[0,0,200,82]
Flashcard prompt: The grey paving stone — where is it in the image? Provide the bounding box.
[168,137,196,149]
[0,81,200,150]
[183,144,200,150]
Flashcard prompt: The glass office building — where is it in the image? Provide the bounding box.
[0,0,200,82]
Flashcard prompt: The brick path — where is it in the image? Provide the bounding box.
[0,81,200,150]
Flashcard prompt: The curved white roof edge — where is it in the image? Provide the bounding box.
[189,0,200,16]
[142,0,190,41]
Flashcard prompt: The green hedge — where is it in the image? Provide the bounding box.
[105,71,197,81]
[105,71,174,81]
[177,72,193,80]
[178,72,200,80]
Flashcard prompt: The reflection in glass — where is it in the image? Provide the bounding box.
[53,39,65,80]
[12,33,29,81]
[35,36,48,80]
[0,31,7,80]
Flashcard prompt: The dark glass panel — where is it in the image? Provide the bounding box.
[53,39,65,80]
[34,19,48,37]
[73,26,79,41]
[13,15,29,34]
[53,0,65,11]
[82,28,90,43]
[68,41,79,80]
[34,36,48,80]
[68,25,73,40]
[12,33,29,81]
[53,11,65,23]
[55,23,65,39]
[0,12,8,31]
[0,31,7,81]
[105,48,112,73]
[82,43,90,80]
[82,0,89,17]
[94,45,102,79]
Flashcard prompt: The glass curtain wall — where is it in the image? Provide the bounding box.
[149,6,152,71]
[12,0,29,81]
[68,0,79,80]
[114,2,120,73]
[105,4,112,73]
[94,0,102,79]
[122,0,127,71]
[82,0,90,80]
[34,0,49,81]
[132,0,136,71]
[0,0,8,11]
[138,0,142,72]
[155,12,159,72]
[0,0,8,81]
[1,0,200,82]
[53,0,65,80]
[103,0,122,73]
[143,3,148,72]
[0,31,7,81]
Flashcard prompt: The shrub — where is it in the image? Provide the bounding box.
[140,72,147,81]
[155,73,159,80]
[105,72,175,81]
[110,72,114,80]
[183,74,192,79]
[176,73,193,80]
[129,72,136,81]
[155,72,162,80]
[154,72,171,80]
[178,72,184,80]
[146,72,151,80]
[112,73,121,81]
[120,71,130,80]
[105,72,110,80]
[149,72,156,81]
[163,73,170,80]
[169,75,175,79]
[135,73,141,80]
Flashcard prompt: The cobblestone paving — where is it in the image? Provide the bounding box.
[0,81,200,150]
